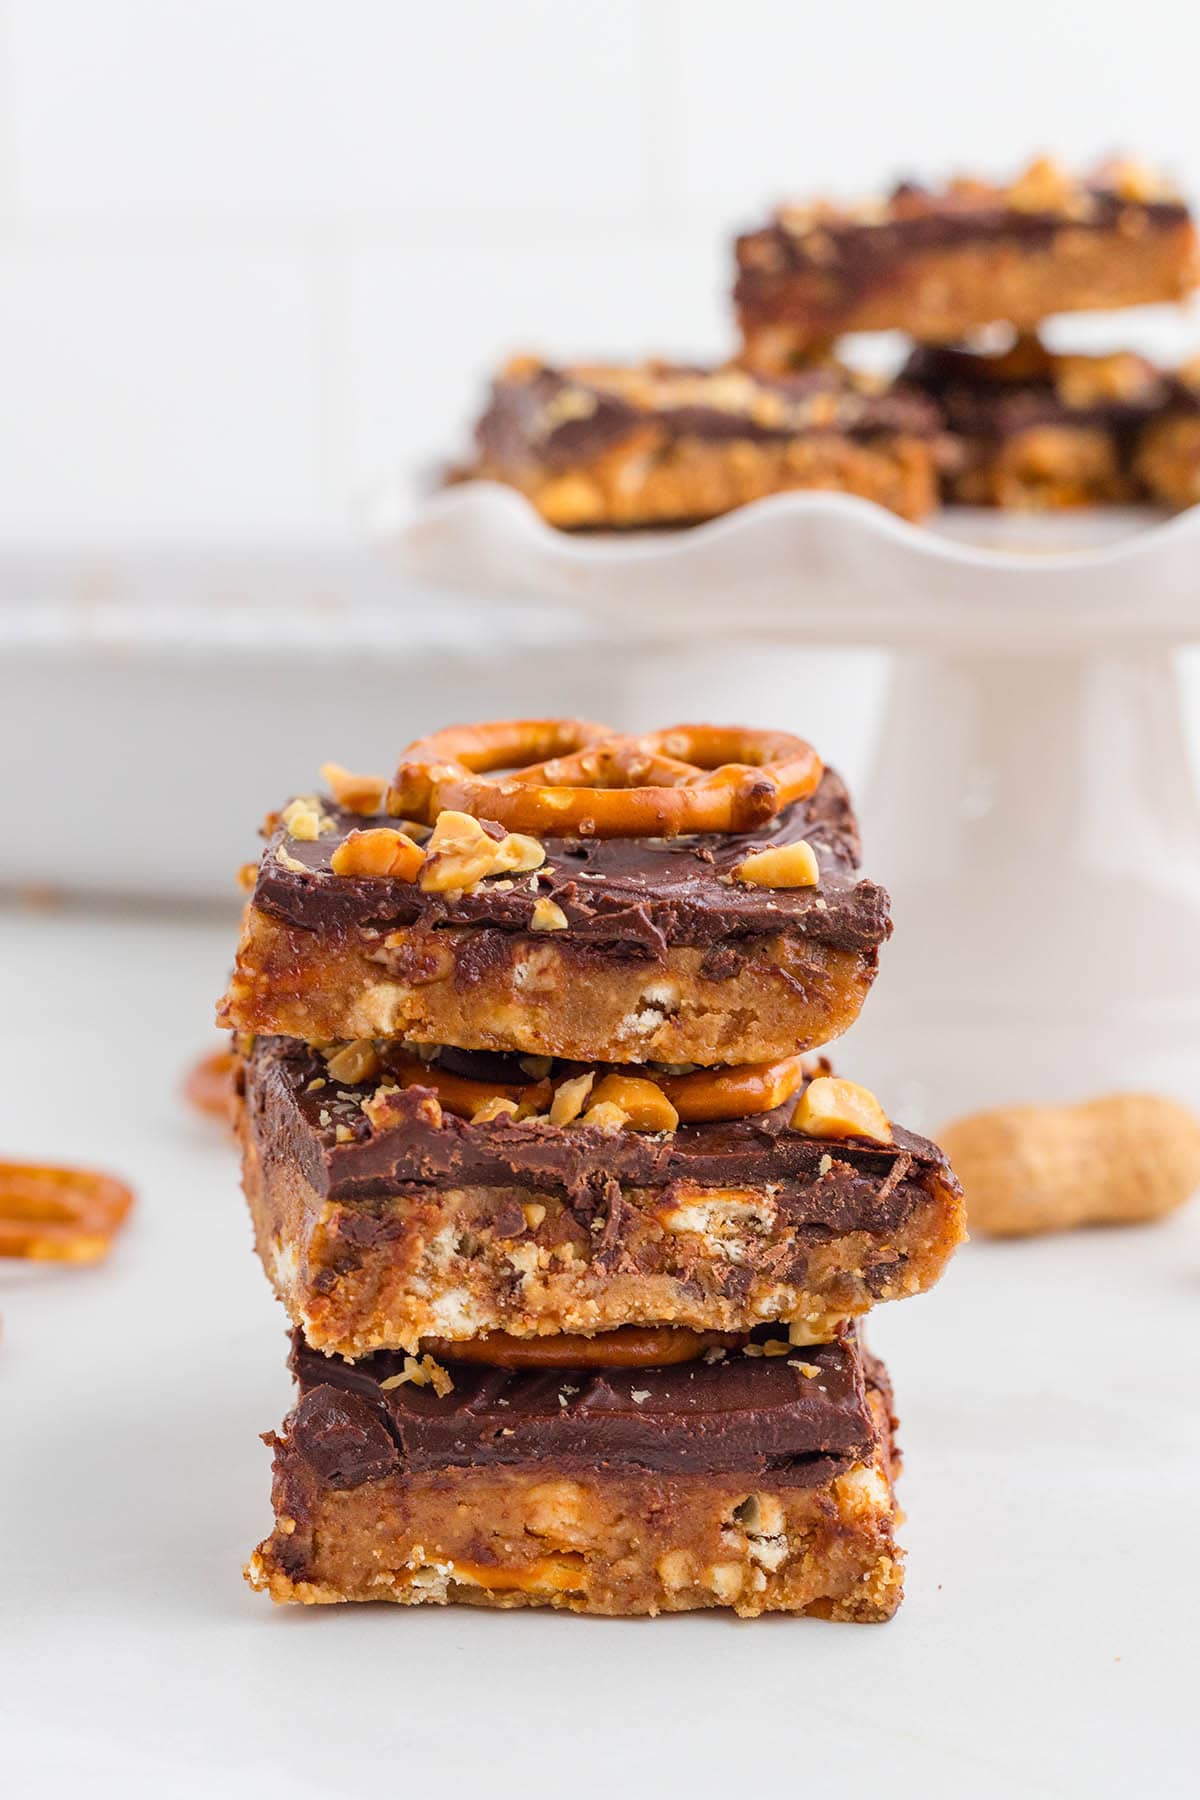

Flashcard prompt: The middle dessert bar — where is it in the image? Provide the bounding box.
[901,337,1179,507]
[240,1035,964,1356]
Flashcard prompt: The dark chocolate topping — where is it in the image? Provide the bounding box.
[287,1326,881,1483]
[475,361,939,472]
[246,1034,952,1228]
[737,183,1191,281]
[252,766,891,959]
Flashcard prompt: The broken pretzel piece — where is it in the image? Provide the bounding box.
[183,1048,239,1128]
[0,1161,134,1263]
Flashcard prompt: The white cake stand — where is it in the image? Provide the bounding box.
[387,485,1200,1127]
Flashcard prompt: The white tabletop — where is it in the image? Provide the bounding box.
[2,903,1196,1800]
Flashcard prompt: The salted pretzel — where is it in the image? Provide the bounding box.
[421,1326,741,1369]
[389,719,823,838]
[0,1161,134,1262]
[378,1051,808,1127]
[388,1056,551,1120]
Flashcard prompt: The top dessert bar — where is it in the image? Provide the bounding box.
[468,356,941,525]
[735,157,1200,368]
[219,720,890,1065]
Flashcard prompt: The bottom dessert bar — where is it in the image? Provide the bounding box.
[467,356,941,526]
[248,1328,903,1620]
[1134,358,1200,509]
[903,337,1200,511]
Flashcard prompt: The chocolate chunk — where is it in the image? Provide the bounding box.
[290,1384,400,1488]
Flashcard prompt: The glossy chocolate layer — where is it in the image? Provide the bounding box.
[285,1326,882,1485]
[252,767,889,959]
[474,361,939,474]
[247,1034,950,1221]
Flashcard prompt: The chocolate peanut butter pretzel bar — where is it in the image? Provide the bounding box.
[219,726,890,1066]
[248,1326,903,1619]
[239,1035,964,1356]
[468,356,941,525]
[1133,356,1200,509]
[736,157,1200,369]
[902,336,1174,508]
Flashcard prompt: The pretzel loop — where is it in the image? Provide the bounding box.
[389,719,822,837]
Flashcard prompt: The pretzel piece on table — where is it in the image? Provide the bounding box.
[0,1161,134,1262]
[389,719,823,838]
[184,1048,239,1125]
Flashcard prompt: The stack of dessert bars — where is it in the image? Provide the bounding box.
[221,719,964,1620]
[467,156,1200,524]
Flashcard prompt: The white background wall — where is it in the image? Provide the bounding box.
[2,0,1200,542]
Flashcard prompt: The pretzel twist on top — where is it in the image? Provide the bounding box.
[389,719,822,838]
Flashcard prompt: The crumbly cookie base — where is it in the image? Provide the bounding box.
[221,907,876,1065]
[476,430,938,527]
[242,1125,963,1357]
[1135,413,1200,509]
[247,1390,903,1620]
[738,227,1197,369]
[949,423,1135,508]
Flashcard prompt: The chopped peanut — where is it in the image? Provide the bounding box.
[320,762,388,816]
[323,1039,380,1085]
[530,896,569,931]
[589,1073,679,1134]
[514,1078,553,1120]
[280,796,331,841]
[378,1353,453,1398]
[1007,155,1075,212]
[549,1072,595,1126]
[792,1076,892,1146]
[419,811,501,891]
[493,832,546,875]
[418,812,547,892]
[581,1100,631,1133]
[331,827,426,881]
[472,1096,520,1124]
[732,840,819,889]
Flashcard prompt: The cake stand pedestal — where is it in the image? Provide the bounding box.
[389,486,1200,1127]
[850,641,1200,1126]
